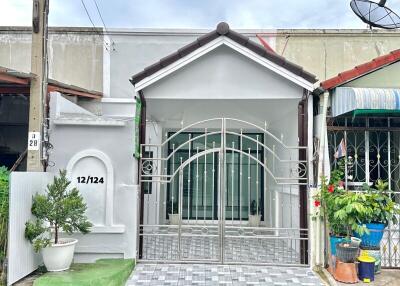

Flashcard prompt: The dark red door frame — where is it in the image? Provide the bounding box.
[298,90,309,265]
[137,90,146,259]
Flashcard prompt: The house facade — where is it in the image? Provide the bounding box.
[44,22,317,266]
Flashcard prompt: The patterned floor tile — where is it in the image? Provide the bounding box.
[141,227,301,264]
[127,263,323,286]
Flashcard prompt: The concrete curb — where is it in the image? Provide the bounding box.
[313,266,337,286]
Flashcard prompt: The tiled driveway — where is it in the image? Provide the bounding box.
[126,263,324,285]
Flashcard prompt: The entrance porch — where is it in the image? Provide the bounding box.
[130,22,317,265]
[140,110,308,265]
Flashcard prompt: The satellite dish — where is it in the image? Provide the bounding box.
[350,0,400,29]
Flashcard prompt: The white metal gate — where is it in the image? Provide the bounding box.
[139,118,308,265]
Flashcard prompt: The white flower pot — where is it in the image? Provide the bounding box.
[169,213,180,225]
[42,238,78,272]
[248,215,261,227]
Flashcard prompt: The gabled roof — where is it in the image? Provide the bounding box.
[321,49,400,90]
[130,22,317,89]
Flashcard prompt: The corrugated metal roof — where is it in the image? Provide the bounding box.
[0,65,102,99]
[332,87,400,117]
[0,66,32,85]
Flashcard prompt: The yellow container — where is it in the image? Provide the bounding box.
[358,256,376,263]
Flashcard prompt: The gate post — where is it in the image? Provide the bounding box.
[218,118,226,263]
[298,98,309,264]
[178,168,183,260]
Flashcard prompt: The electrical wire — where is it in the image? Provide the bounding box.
[80,0,97,30]
[92,0,116,50]
[80,0,110,51]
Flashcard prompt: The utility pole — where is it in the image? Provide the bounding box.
[27,0,49,171]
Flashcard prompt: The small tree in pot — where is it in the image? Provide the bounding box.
[355,180,400,247]
[25,170,92,271]
[332,191,369,262]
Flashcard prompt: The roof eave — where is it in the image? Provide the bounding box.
[130,22,317,91]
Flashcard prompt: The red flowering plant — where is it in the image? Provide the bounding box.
[312,159,347,236]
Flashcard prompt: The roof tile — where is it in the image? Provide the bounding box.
[160,52,181,67]
[373,54,394,66]
[321,48,400,90]
[144,62,162,75]
[338,69,358,82]
[226,30,249,46]
[178,40,201,58]
[354,62,375,75]
[197,31,219,45]
[131,22,318,86]
[391,49,400,57]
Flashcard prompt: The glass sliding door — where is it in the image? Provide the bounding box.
[167,131,264,221]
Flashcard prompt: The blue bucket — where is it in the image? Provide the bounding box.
[330,235,344,256]
[355,223,385,247]
[358,256,376,282]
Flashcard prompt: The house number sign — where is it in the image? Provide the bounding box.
[28,132,40,151]
[77,176,104,184]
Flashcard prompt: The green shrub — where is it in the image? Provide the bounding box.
[25,170,92,252]
[361,180,400,225]
[0,166,9,263]
[332,191,370,238]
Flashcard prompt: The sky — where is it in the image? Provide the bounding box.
[1,0,400,29]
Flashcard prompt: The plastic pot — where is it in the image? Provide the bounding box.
[169,213,180,225]
[354,223,385,247]
[336,242,359,263]
[329,235,344,256]
[42,238,77,272]
[248,215,261,227]
[351,237,362,247]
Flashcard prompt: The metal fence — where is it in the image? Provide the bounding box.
[328,116,400,268]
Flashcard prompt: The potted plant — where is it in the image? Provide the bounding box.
[355,180,400,247]
[25,170,92,272]
[332,191,369,263]
[248,199,262,227]
[314,160,347,256]
[166,199,179,225]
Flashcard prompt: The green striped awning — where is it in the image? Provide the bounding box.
[332,87,400,117]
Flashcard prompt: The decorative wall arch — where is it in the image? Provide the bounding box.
[66,149,115,229]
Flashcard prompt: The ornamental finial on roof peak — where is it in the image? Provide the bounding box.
[216,22,230,35]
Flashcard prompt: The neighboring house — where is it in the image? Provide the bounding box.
[315,48,400,268]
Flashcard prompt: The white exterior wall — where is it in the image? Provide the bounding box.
[47,94,139,262]
[143,45,303,100]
